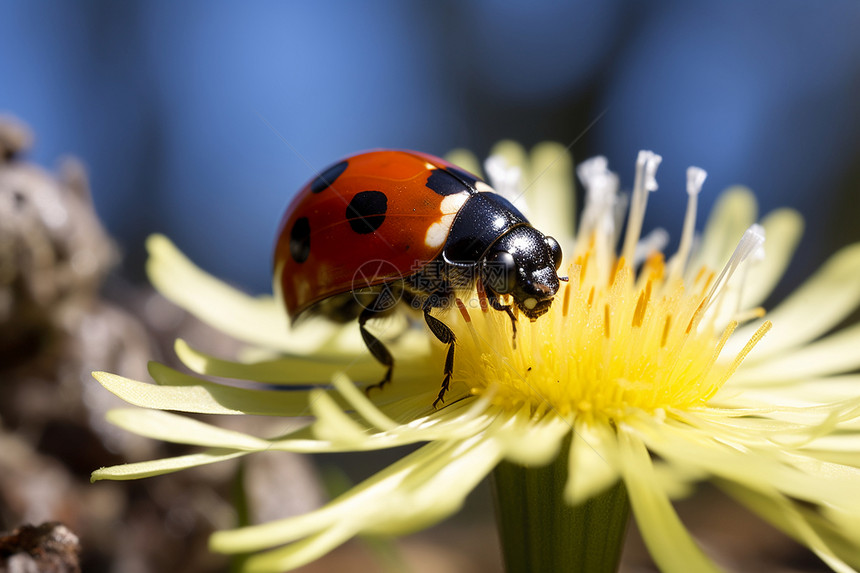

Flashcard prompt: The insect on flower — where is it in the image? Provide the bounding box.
[273,150,566,406]
[92,142,860,573]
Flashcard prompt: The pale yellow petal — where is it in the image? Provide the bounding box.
[634,415,860,512]
[738,208,803,309]
[565,421,620,505]
[719,480,860,572]
[728,243,860,361]
[444,149,482,176]
[93,366,312,416]
[733,322,860,384]
[309,388,372,447]
[525,142,576,241]
[729,376,860,408]
[92,450,247,481]
[146,234,339,352]
[212,436,502,559]
[617,430,720,573]
[174,338,382,385]
[106,408,270,450]
[330,372,398,431]
[495,407,571,466]
[689,187,757,275]
[489,140,528,172]
[241,524,360,573]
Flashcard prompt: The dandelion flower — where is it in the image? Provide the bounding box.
[93,142,860,572]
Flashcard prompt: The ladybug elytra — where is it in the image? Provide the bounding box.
[274,150,565,406]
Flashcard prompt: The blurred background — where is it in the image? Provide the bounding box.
[2,1,859,572]
[4,0,860,293]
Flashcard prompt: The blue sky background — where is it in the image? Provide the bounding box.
[2,0,859,295]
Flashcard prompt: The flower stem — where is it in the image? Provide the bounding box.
[491,437,630,573]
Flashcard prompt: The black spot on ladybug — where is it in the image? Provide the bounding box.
[448,166,480,188]
[426,169,469,196]
[310,160,348,194]
[346,190,387,234]
[289,217,311,263]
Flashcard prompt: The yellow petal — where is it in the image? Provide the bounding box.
[729,243,860,360]
[309,388,373,447]
[617,430,720,573]
[330,372,398,431]
[107,408,271,449]
[738,208,804,309]
[565,421,620,505]
[444,148,482,176]
[174,338,382,385]
[525,142,576,241]
[634,414,860,512]
[495,407,571,466]
[146,234,340,352]
[241,523,360,573]
[733,322,860,383]
[92,449,247,481]
[93,366,312,416]
[489,140,528,172]
[719,480,860,572]
[212,436,502,560]
[690,187,757,275]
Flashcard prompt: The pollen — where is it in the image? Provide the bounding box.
[447,153,770,424]
[451,250,769,423]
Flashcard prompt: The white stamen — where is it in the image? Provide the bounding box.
[484,155,524,208]
[702,224,766,317]
[666,166,707,284]
[576,157,619,239]
[633,228,670,266]
[621,151,662,263]
[576,156,620,282]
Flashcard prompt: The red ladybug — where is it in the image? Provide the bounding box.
[274,150,564,406]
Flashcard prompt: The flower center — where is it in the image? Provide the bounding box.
[450,245,770,423]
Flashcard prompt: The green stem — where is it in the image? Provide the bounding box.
[492,436,630,573]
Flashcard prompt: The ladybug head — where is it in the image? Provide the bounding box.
[480,226,563,320]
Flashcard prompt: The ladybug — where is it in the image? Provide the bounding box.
[274,150,565,406]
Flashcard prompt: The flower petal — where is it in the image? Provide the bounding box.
[211,435,502,567]
[174,338,382,385]
[240,523,361,573]
[690,187,757,275]
[733,322,860,384]
[146,234,341,352]
[728,243,860,360]
[309,388,373,447]
[106,408,272,450]
[738,208,803,309]
[635,414,860,512]
[730,375,860,408]
[617,430,720,573]
[92,449,247,481]
[565,421,620,505]
[525,142,576,241]
[93,366,313,415]
[719,480,860,572]
[495,407,571,466]
[443,148,482,176]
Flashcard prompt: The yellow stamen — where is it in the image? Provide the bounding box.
[451,248,769,424]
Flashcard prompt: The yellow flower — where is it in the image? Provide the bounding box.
[93,141,860,572]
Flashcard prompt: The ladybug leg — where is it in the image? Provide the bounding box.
[423,299,456,408]
[488,292,518,347]
[359,288,397,396]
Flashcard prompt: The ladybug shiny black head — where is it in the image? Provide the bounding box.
[480,226,563,320]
